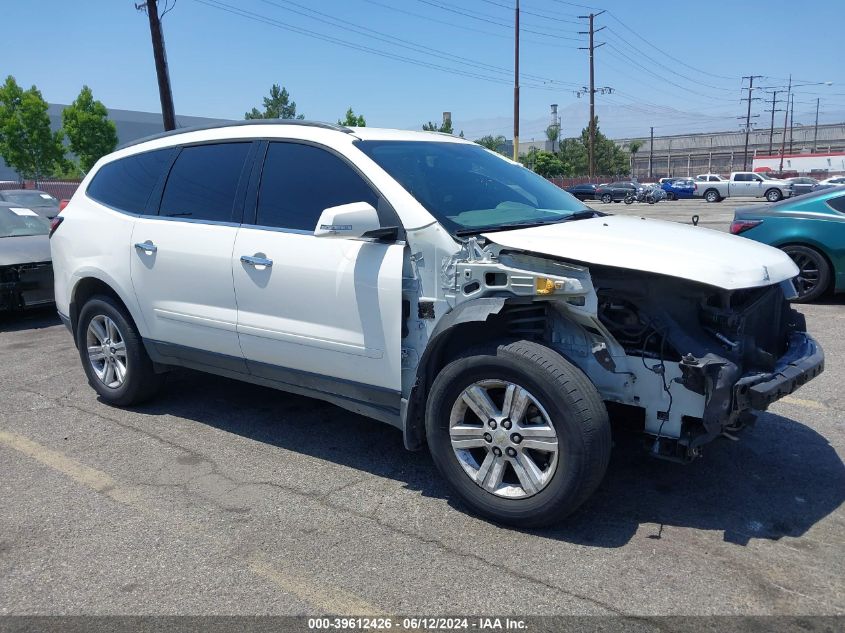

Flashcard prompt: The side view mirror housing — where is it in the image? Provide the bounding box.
[314,201,381,239]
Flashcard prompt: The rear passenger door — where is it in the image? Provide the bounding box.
[130,141,257,367]
[232,141,405,398]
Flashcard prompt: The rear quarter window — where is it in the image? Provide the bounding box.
[86,148,175,214]
[826,193,845,214]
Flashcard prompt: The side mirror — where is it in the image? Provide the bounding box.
[314,201,381,239]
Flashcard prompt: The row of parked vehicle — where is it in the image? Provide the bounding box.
[566,173,845,204]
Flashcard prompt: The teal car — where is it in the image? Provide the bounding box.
[731,186,845,302]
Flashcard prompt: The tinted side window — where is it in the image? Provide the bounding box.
[159,142,251,222]
[87,148,175,213]
[826,194,845,213]
[256,142,379,231]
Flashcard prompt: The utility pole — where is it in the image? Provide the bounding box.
[740,75,763,170]
[648,126,653,179]
[764,90,784,155]
[137,0,176,131]
[778,75,792,172]
[578,10,609,180]
[813,98,820,152]
[513,0,519,161]
[789,94,795,154]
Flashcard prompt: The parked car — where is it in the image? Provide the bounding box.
[0,189,60,219]
[51,120,823,526]
[784,177,828,197]
[731,186,845,302]
[565,183,597,201]
[820,176,845,186]
[595,181,640,203]
[694,171,793,203]
[0,203,54,312]
[695,174,727,183]
[661,178,697,200]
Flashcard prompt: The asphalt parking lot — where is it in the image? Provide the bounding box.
[0,200,843,617]
[587,195,750,231]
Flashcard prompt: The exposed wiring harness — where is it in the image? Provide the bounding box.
[641,325,676,450]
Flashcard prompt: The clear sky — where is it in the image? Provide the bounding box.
[2,0,843,140]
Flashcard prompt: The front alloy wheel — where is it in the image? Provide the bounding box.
[449,380,558,498]
[86,314,128,388]
[425,340,611,527]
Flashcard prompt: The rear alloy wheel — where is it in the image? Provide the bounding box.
[782,245,830,303]
[77,295,162,406]
[601,193,612,203]
[704,189,720,203]
[426,340,611,527]
[765,188,783,202]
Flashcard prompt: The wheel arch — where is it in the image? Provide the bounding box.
[403,298,513,451]
[776,241,837,293]
[69,274,144,346]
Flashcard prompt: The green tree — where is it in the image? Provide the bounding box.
[61,85,118,174]
[422,118,453,134]
[245,84,304,120]
[545,124,560,144]
[520,148,566,178]
[557,118,629,177]
[338,107,366,127]
[627,139,643,176]
[0,76,65,180]
[475,134,507,153]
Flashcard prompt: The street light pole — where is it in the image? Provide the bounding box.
[778,75,791,173]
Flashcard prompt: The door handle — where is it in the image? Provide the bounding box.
[240,254,273,267]
[134,241,157,253]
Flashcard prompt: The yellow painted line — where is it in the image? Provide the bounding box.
[248,558,381,615]
[0,430,380,615]
[779,396,828,410]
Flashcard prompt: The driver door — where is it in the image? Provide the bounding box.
[232,141,404,398]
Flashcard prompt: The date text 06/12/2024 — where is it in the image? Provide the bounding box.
[307,618,528,630]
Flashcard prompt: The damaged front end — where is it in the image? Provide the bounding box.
[590,269,824,461]
[0,262,54,312]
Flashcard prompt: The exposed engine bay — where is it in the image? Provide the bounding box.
[402,235,825,462]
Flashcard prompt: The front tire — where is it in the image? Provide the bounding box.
[425,340,611,527]
[76,295,162,406]
[782,245,831,303]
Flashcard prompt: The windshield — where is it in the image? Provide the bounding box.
[356,140,591,234]
[1,191,58,208]
[0,207,50,238]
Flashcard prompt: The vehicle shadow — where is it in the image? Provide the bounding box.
[137,369,844,548]
[0,307,60,333]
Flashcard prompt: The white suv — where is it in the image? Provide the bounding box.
[51,121,824,526]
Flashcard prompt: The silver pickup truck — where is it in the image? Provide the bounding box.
[694,172,794,203]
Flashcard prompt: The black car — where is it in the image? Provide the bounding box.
[0,189,60,219]
[565,183,597,201]
[595,181,640,203]
[784,177,831,197]
[0,203,54,312]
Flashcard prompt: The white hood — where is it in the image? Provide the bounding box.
[483,215,798,290]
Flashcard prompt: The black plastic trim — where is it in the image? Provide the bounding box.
[142,338,402,427]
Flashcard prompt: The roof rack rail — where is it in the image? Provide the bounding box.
[118,119,353,150]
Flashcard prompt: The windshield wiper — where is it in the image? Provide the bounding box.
[454,210,600,236]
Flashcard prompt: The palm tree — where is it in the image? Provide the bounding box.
[628,140,644,178]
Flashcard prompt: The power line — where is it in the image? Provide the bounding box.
[414,0,583,40]
[477,0,582,24]
[739,75,763,170]
[605,12,738,82]
[192,0,565,91]
[257,0,566,85]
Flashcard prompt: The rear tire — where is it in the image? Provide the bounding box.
[425,340,611,527]
[601,193,612,203]
[76,295,162,406]
[704,189,720,203]
[782,245,831,303]
[765,188,783,202]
